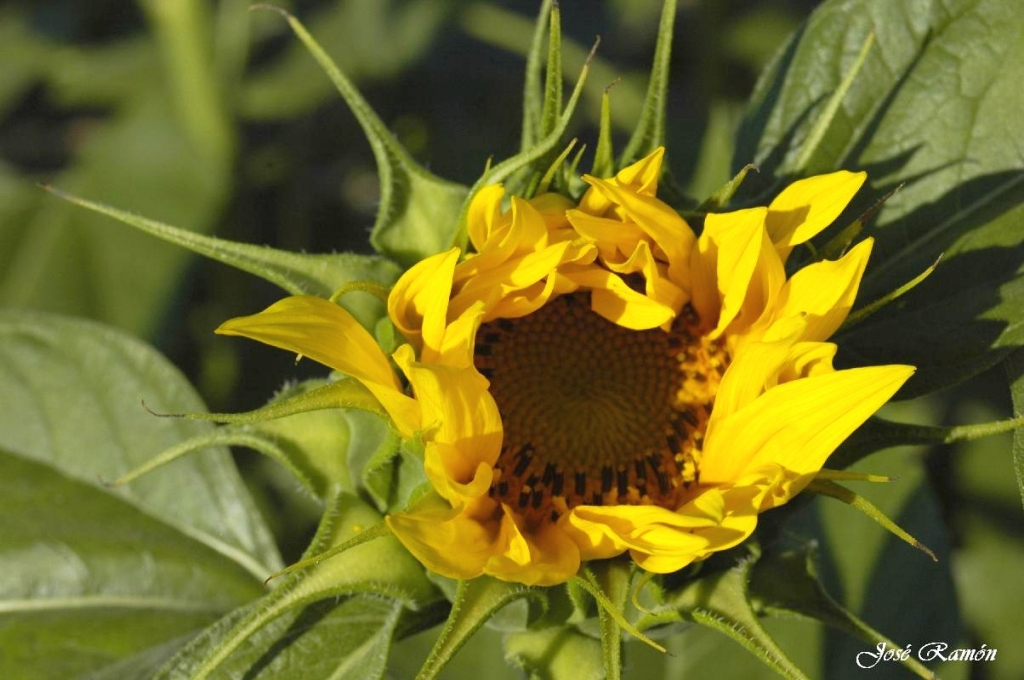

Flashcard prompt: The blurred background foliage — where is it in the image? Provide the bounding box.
[0,1,1019,678]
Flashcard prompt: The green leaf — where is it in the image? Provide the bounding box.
[734,0,1024,396]
[619,0,677,167]
[0,312,280,678]
[151,594,409,680]
[257,5,468,266]
[660,559,811,680]
[156,490,439,680]
[1008,349,1024,509]
[0,449,265,680]
[0,312,280,577]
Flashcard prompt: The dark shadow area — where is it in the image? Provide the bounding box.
[836,170,1024,398]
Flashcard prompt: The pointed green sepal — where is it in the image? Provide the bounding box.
[591,88,617,178]
[807,478,937,561]
[137,378,393,498]
[520,0,554,152]
[42,184,399,327]
[536,139,578,195]
[818,218,864,260]
[450,38,598,251]
[416,577,541,680]
[699,163,759,212]
[572,572,665,654]
[538,0,563,141]
[590,560,633,680]
[252,4,468,265]
[107,429,307,490]
[841,255,941,330]
[657,558,812,680]
[146,377,387,425]
[619,0,677,167]
[820,182,903,261]
[263,521,392,586]
[157,491,438,680]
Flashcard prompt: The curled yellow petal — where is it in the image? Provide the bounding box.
[216,296,420,434]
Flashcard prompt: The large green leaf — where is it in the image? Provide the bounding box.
[733,0,1024,396]
[0,312,281,577]
[0,450,264,680]
[0,312,280,678]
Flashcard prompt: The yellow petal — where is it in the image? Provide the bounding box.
[388,248,460,354]
[528,191,576,238]
[577,147,664,215]
[613,146,664,195]
[485,273,566,321]
[563,266,675,330]
[466,184,507,252]
[689,229,721,332]
[766,170,866,261]
[702,207,781,337]
[393,344,501,496]
[566,209,648,264]
[566,486,760,573]
[484,512,581,586]
[771,238,873,342]
[580,174,695,282]
[386,494,500,581]
[422,445,495,504]
[631,489,760,572]
[459,196,556,280]
[216,296,420,434]
[699,364,915,486]
[710,338,835,422]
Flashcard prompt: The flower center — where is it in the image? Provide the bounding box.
[475,292,730,527]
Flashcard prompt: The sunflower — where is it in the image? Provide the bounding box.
[217,148,913,587]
